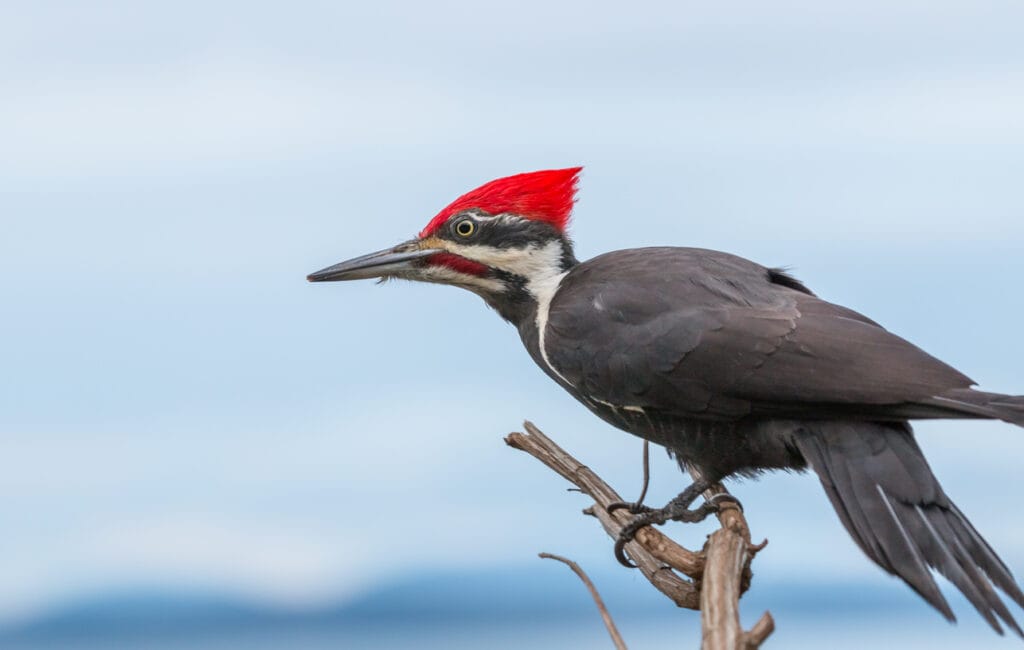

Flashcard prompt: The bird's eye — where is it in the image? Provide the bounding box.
[454,219,476,237]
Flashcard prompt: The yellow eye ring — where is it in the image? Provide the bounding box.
[454,219,476,237]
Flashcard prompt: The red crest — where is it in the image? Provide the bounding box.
[419,167,582,238]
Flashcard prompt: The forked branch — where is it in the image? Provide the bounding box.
[505,421,774,649]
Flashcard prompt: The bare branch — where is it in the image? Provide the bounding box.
[686,469,773,649]
[539,553,628,650]
[699,522,761,649]
[743,612,776,649]
[506,421,775,648]
[506,422,702,608]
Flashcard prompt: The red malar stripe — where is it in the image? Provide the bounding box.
[428,252,489,276]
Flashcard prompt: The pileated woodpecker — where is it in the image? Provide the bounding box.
[308,167,1024,634]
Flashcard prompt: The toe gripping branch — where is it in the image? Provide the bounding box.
[505,422,763,584]
[609,482,744,568]
[506,422,773,648]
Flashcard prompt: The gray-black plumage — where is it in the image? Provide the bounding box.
[308,168,1024,635]
[535,247,1024,635]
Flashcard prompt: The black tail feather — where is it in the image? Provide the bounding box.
[924,390,1024,427]
[794,421,1024,636]
[989,395,1024,427]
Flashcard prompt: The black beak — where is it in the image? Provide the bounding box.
[307,241,437,282]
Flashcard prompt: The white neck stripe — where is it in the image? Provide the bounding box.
[534,270,571,385]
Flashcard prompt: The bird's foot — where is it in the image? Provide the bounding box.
[706,492,743,513]
[609,486,743,567]
[612,501,718,566]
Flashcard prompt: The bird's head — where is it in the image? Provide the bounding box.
[307,167,581,322]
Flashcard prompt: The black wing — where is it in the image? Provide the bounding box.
[545,247,977,421]
[544,247,1024,633]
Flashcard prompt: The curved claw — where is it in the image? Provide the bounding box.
[707,492,743,513]
[613,518,650,568]
[613,535,636,568]
[610,485,733,568]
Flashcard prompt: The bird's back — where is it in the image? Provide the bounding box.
[543,247,974,428]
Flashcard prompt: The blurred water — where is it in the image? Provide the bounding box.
[4,618,1016,650]
[4,572,1021,650]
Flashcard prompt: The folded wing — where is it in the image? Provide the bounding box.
[546,247,977,421]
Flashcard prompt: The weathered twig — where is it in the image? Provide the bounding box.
[506,421,702,608]
[743,611,776,649]
[505,421,774,649]
[688,468,773,650]
[539,553,628,650]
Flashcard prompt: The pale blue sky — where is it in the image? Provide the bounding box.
[1,1,1023,645]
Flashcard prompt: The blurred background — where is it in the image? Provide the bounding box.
[1,1,1023,648]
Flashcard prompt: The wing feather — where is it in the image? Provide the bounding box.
[545,247,973,420]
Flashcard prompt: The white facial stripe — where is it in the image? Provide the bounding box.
[418,264,504,294]
[452,238,579,386]
[435,236,573,384]
[442,239,565,282]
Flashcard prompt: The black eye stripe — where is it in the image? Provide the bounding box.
[444,213,563,249]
